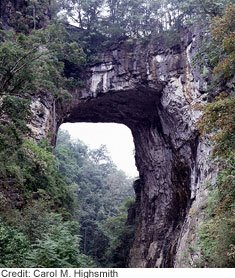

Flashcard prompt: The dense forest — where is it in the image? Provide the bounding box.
[0,0,235,268]
[55,130,135,267]
[0,128,134,267]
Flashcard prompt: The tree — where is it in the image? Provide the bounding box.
[55,130,134,266]
[26,214,94,267]
[0,221,29,267]
[101,198,135,267]
[58,0,105,31]
[0,24,86,99]
[198,3,235,267]
[57,0,234,40]
[211,3,235,81]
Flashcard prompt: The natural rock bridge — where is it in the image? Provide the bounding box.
[29,28,215,267]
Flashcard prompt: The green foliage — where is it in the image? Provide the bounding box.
[0,211,94,268]
[0,0,136,269]
[0,136,71,206]
[26,213,94,268]
[101,198,135,267]
[0,0,59,32]
[18,140,71,207]
[198,3,235,268]
[199,189,235,267]
[1,96,30,128]
[211,4,235,81]
[0,143,94,268]
[0,124,134,267]
[198,144,235,266]
[0,19,87,212]
[55,130,134,266]
[0,23,86,202]
[194,3,235,88]
[59,0,234,41]
[201,96,235,157]
[0,221,30,267]
[0,24,86,99]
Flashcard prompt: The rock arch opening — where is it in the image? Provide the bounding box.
[50,34,206,267]
[57,84,195,267]
[60,122,138,178]
[56,122,137,266]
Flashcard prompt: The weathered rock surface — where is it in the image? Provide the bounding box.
[28,28,216,267]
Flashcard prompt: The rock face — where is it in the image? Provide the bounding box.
[28,28,216,267]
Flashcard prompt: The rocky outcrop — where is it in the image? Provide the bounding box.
[28,27,216,267]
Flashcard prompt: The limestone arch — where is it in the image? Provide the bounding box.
[39,35,207,267]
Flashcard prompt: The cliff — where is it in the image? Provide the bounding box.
[26,26,218,267]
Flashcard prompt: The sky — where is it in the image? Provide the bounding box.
[61,123,139,178]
